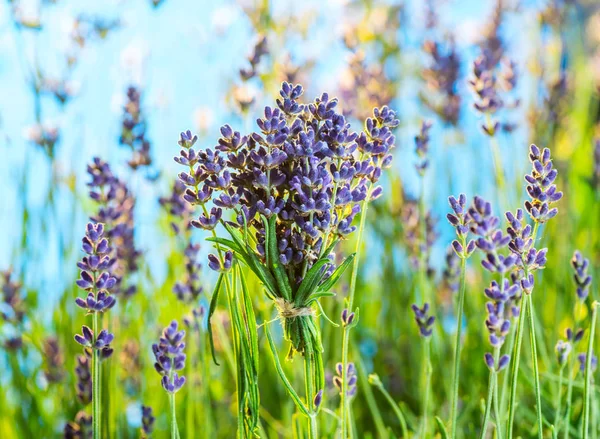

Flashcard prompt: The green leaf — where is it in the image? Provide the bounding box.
[264,323,311,417]
[264,215,292,301]
[306,291,336,305]
[206,236,246,256]
[320,238,339,259]
[316,253,356,293]
[435,417,450,439]
[207,273,225,366]
[239,265,260,376]
[294,259,330,306]
[223,223,278,297]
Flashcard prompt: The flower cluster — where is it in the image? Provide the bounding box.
[483,279,517,371]
[571,250,592,302]
[468,196,515,274]
[87,157,140,297]
[411,303,435,337]
[75,355,92,405]
[1,269,25,340]
[141,405,155,438]
[43,336,65,383]
[173,243,204,303]
[338,50,395,121]
[578,353,598,373]
[333,362,357,398]
[555,339,571,366]
[152,321,186,393]
[64,411,93,439]
[447,194,476,258]
[175,81,397,328]
[524,144,563,223]
[159,180,194,234]
[74,223,116,359]
[119,86,152,170]
[239,35,268,81]
[422,38,461,125]
[469,51,519,136]
[414,120,432,176]
[505,208,547,292]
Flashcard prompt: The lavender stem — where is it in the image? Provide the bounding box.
[92,311,101,439]
[527,293,544,438]
[582,302,599,439]
[449,242,467,437]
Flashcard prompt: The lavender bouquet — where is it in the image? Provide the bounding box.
[175,82,398,437]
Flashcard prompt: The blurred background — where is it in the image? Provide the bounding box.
[0,0,599,437]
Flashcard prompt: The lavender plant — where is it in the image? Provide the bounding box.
[446,193,476,436]
[507,144,562,439]
[174,82,398,438]
[73,223,117,439]
[562,250,593,438]
[152,320,186,438]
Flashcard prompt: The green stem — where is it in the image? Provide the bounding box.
[92,312,101,439]
[340,195,370,438]
[169,392,179,439]
[304,349,318,439]
[480,367,496,439]
[421,339,432,437]
[507,295,528,438]
[554,365,565,435]
[341,321,351,439]
[450,252,467,437]
[500,325,517,420]
[563,358,575,439]
[583,303,599,439]
[371,377,408,437]
[493,350,503,439]
[527,293,544,439]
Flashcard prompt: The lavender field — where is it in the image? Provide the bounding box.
[1,0,599,438]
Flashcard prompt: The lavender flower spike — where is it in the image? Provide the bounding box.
[524,144,563,223]
[571,250,592,302]
[411,303,435,337]
[152,320,187,393]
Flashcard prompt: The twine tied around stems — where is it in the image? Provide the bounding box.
[274,298,314,319]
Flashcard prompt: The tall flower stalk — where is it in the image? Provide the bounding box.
[562,250,593,438]
[582,302,598,439]
[73,223,117,439]
[152,321,186,439]
[507,144,562,438]
[446,193,476,436]
[412,303,435,436]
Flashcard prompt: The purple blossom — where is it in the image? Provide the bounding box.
[524,144,562,223]
[333,362,357,397]
[571,250,592,302]
[578,352,598,373]
[141,405,155,438]
[64,411,93,439]
[422,38,461,125]
[75,355,92,405]
[411,303,435,337]
[152,321,187,393]
[173,243,204,303]
[87,158,140,297]
[555,340,572,366]
[415,120,433,175]
[119,85,153,170]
